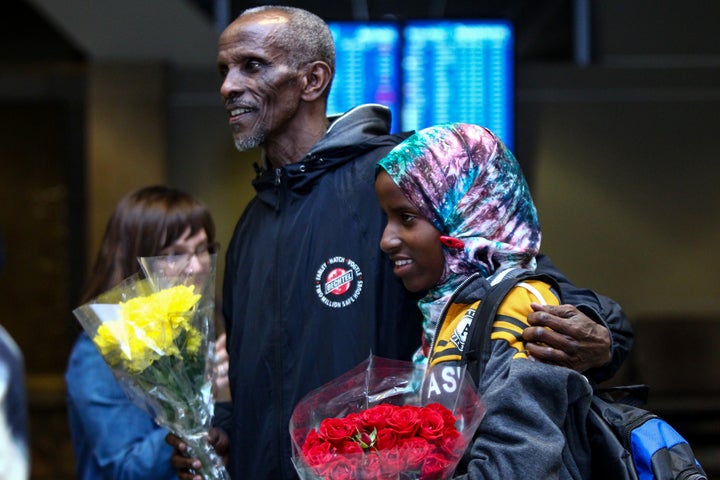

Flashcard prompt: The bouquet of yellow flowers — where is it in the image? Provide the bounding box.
[73,254,229,480]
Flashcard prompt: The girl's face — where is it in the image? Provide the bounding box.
[375,171,445,292]
[156,227,214,286]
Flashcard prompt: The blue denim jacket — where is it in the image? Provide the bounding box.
[66,333,178,480]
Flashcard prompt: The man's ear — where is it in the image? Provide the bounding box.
[300,61,332,102]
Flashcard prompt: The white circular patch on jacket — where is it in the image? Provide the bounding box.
[314,257,364,308]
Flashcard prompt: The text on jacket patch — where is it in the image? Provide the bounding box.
[450,309,475,352]
[314,256,364,308]
[425,365,465,396]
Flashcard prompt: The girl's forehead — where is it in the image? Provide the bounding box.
[171,227,207,245]
[376,171,409,204]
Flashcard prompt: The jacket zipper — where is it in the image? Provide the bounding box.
[428,268,522,350]
[272,165,287,478]
[274,167,282,185]
[273,167,282,212]
[622,412,656,447]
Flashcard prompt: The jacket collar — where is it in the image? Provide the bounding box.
[252,104,398,205]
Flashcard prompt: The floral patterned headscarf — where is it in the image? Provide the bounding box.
[377,123,541,362]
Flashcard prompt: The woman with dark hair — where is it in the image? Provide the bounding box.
[65,185,228,480]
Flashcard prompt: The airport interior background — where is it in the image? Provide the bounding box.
[0,0,718,477]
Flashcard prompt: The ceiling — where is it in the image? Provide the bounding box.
[22,0,219,67]
[9,0,575,68]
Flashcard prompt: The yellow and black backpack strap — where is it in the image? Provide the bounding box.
[463,271,561,385]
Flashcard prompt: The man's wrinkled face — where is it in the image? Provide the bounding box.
[217,12,304,151]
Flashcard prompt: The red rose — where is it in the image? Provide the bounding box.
[343,412,362,425]
[320,457,359,480]
[425,403,459,430]
[398,436,432,469]
[421,452,453,480]
[437,427,466,460]
[386,405,420,437]
[417,408,445,441]
[303,442,335,467]
[318,417,358,444]
[360,403,395,430]
[301,428,325,451]
[338,440,364,455]
[376,427,398,450]
[359,453,399,480]
[378,446,407,475]
[355,428,375,449]
[360,452,382,478]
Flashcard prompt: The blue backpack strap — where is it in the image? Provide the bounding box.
[590,386,708,479]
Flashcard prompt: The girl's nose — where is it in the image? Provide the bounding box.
[184,253,203,275]
[379,224,400,254]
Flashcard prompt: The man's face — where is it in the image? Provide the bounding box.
[217,12,305,152]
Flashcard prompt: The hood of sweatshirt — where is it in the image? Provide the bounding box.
[252,104,404,207]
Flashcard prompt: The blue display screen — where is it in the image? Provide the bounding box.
[402,20,514,148]
[327,20,513,148]
[327,22,402,134]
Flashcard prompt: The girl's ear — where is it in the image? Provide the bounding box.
[300,61,332,102]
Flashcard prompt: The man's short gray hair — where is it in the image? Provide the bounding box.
[240,5,336,73]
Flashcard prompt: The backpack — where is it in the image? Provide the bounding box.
[461,271,708,480]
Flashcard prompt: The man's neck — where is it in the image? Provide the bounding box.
[264,132,322,168]
[263,108,330,168]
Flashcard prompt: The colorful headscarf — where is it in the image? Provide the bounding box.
[377,123,541,362]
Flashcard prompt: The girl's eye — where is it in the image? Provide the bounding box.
[400,213,416,223]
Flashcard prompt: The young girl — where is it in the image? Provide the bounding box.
[375,123,592,479]
[65,185,229,480]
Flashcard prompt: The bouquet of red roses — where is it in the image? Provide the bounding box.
[290,355,484,479]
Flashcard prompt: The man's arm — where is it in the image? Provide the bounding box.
[526,254,634,384]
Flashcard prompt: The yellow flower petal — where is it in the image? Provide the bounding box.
[92,285,202,373]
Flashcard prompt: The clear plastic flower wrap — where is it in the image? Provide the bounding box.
[72,253,230,480]
[290,355,485,480]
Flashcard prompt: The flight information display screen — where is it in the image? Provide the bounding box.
[327,20,513,147]
[327,22,402,134]
[402,20,514,148]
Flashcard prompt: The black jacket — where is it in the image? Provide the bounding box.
[219,105,423,479]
